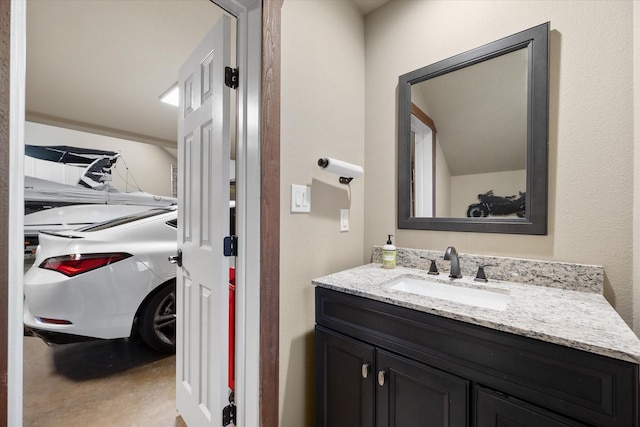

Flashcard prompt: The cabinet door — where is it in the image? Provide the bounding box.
[475,386,587,427]
[376,349,469,427]
[316,326,376,427]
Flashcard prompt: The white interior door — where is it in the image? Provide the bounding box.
[412,115,434,218]
[176,15,232,427]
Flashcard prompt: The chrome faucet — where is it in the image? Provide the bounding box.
[444,246,462,278]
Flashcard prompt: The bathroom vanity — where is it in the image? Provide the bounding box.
[313,251,640,427]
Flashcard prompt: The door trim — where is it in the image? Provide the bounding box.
[211,0,264,425]
[2,0,281,425]
[4,1,26,425]
[0,1,11,422]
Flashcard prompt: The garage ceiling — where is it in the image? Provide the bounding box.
[26,0,227,149]
[26,0,388,151]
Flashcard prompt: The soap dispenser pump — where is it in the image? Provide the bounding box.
[382,234,396,269]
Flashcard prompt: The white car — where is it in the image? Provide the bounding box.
[24,204,159,255]
[24,207,178,353]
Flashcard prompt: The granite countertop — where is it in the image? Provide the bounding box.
[312,263,640,364]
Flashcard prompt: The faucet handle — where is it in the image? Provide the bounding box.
[428,259,439,275]
[420,256,439,275]
[475,264,495,282]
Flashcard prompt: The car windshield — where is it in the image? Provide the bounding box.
[77,208,175,232]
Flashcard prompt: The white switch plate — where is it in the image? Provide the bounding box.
[340,209,349,232]
[291,184,311,213]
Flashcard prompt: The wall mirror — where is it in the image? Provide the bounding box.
[398,22,549,234]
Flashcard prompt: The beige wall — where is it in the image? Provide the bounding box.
[435,138,450,217]
[364,0,636,325]
[279,1,365,425]
[25,122,176,197]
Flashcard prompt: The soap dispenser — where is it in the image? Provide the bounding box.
[382,235,396,269]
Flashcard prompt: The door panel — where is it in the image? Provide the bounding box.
[176,15,231,427]
[376,350,469,427]
[315,326,376,427]
[475,386,586,427]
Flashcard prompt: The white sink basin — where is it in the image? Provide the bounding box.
[385,277,510,311]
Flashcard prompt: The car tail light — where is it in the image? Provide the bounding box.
[39,253,133,277]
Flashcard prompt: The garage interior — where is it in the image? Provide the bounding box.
[23,1,229,425]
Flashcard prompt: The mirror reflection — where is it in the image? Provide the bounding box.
[410,48,528,219]
[397,22,549,234]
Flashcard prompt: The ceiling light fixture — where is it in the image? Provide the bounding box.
[160,83,179,107]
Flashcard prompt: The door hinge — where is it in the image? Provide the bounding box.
[224,235,237,257]
[225,66,239,89]
[222,403,236,426]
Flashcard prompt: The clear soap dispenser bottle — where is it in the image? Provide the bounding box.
[382,234,396,269]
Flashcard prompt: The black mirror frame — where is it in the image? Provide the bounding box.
[397,22,549,235]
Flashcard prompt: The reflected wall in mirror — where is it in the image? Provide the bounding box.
[398,22,549,234]
[411,48,527,219]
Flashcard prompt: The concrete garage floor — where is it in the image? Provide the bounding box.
[23,335,185,426]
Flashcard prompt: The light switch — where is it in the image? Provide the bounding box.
[340,209,349,232]
[291,184,311,213]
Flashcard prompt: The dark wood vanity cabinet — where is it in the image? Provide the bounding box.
[315,288,639,427]
[316,326,469,427]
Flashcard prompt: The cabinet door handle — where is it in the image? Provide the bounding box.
[377,370,386,386]
[361,363,370,379]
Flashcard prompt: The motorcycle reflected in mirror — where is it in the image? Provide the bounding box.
[466,190,526,218]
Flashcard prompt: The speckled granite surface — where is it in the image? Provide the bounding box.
[371,246,604,293]
[312,262,640,364]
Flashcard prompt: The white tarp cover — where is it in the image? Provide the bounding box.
[24,156,86,187]
[25,176,176,207]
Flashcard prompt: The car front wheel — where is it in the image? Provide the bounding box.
[138,281,176,353]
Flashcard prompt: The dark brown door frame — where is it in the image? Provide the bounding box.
[260,0,282,426]
[0,0,281,425]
